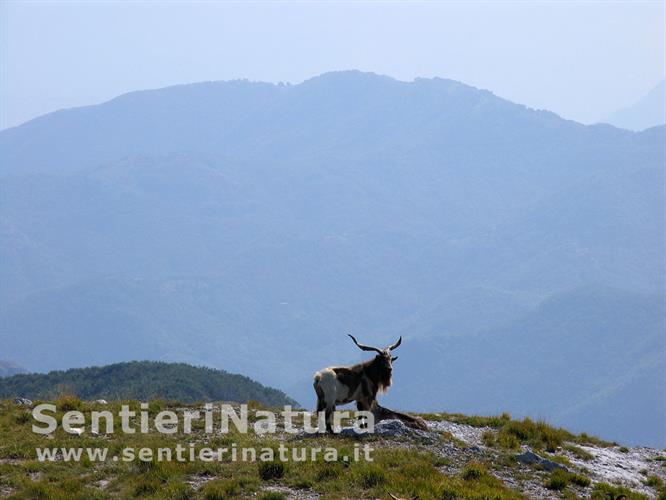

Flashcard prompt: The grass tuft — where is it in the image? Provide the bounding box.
[591,482,647,499]
[355,464,387,488]
[544,469,591,491]
[259,493,287,500]
[55,394,83,412]
[258,460,285,481]
[564,444,594,461]
[461,462,486,481]
[544,469,569,491]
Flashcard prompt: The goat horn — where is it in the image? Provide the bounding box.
[388,336,402,351]
[348,334,383,354]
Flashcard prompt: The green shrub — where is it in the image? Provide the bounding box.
[482,430,495,447]
[591,482,644,499]
[495,418,568,451]
[544,469,569,491]
[564,444,594,461]
[56,394,83,412]
[568,472,591,487]
[503,419,533,441]
[496,432,520,449]
[646,475,664,489]
[259,493,286,500]
[461,462,486,481]
[577,432,614,447]
[465,414,611,451]
[547,454,572,467]
[544,469,591,491]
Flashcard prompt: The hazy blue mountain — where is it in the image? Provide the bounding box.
[0,361,25,378]
[0,361,297,405]
[604,80,666,131]
[0,71,664,445]
[378,286,665,447]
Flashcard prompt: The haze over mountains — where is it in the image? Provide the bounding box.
[604,79,666,131]
[0,361,25,378]
[0,71,663,446]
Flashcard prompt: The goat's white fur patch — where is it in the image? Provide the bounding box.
[314,368,361,406]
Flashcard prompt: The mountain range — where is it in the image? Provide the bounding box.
[0,71,663,446]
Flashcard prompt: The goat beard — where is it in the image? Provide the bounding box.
[378,376,392,394]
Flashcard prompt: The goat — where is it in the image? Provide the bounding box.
[313,334,427,432]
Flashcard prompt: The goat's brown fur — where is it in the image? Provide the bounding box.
[313,335,426,432]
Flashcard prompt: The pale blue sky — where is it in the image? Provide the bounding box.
[1,1,664,129]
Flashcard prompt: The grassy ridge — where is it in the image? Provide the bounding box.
[0,399,520,499]
[0,361,297,407]
[1,401,663,499]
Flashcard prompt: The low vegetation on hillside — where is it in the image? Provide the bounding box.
[1,400,664,499]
